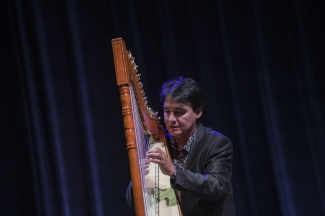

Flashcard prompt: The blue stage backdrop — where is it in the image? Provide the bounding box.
[1,0,324,215]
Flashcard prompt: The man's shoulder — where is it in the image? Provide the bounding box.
[197,122,229,142]
[198,125,233,155]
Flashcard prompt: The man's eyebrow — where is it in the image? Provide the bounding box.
[174,107,187,111]
[163,107,187,111]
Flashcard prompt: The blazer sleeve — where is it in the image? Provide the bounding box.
[170,135,233,202]
[125,181,134,207]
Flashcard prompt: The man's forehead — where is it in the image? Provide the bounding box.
[163,100,191,110]
[164,95,192,108]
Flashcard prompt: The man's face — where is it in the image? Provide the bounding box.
[163,95,202,139]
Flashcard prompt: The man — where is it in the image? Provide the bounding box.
[127,77,236,216]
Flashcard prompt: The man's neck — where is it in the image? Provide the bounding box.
[174,137,188,150]
[174,127,197,150]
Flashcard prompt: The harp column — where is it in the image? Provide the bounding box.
[120,85,145,216]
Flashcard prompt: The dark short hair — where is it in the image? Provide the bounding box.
[159,77,206,113]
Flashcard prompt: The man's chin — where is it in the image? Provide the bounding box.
[169,131,182,138]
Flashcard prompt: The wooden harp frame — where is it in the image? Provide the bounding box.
[112,38,171,216]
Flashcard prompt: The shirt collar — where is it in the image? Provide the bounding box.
[170,128,197,152]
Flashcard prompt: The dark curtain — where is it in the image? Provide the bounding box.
[1,0,324,215]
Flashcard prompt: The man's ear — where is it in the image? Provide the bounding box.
[196,109,202,119]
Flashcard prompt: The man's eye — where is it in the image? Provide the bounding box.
[174,112,185,117]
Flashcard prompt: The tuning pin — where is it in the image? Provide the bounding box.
[128,51,132,58]
[139,82,143,88]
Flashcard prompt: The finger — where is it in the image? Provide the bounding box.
[143,158,150,165]
[149,157,171,167]
[147,154,165,163]
[147,147,164,154]
[148,157,161,165]
[146,152,160,157]
[139,159,150,166]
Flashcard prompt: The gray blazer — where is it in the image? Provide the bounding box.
[169,122,236,216]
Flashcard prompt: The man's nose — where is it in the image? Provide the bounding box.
[167,113,176,121]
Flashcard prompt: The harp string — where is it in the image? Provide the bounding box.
[129,86,157,215]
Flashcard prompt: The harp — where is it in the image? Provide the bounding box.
[112,38,182,216]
